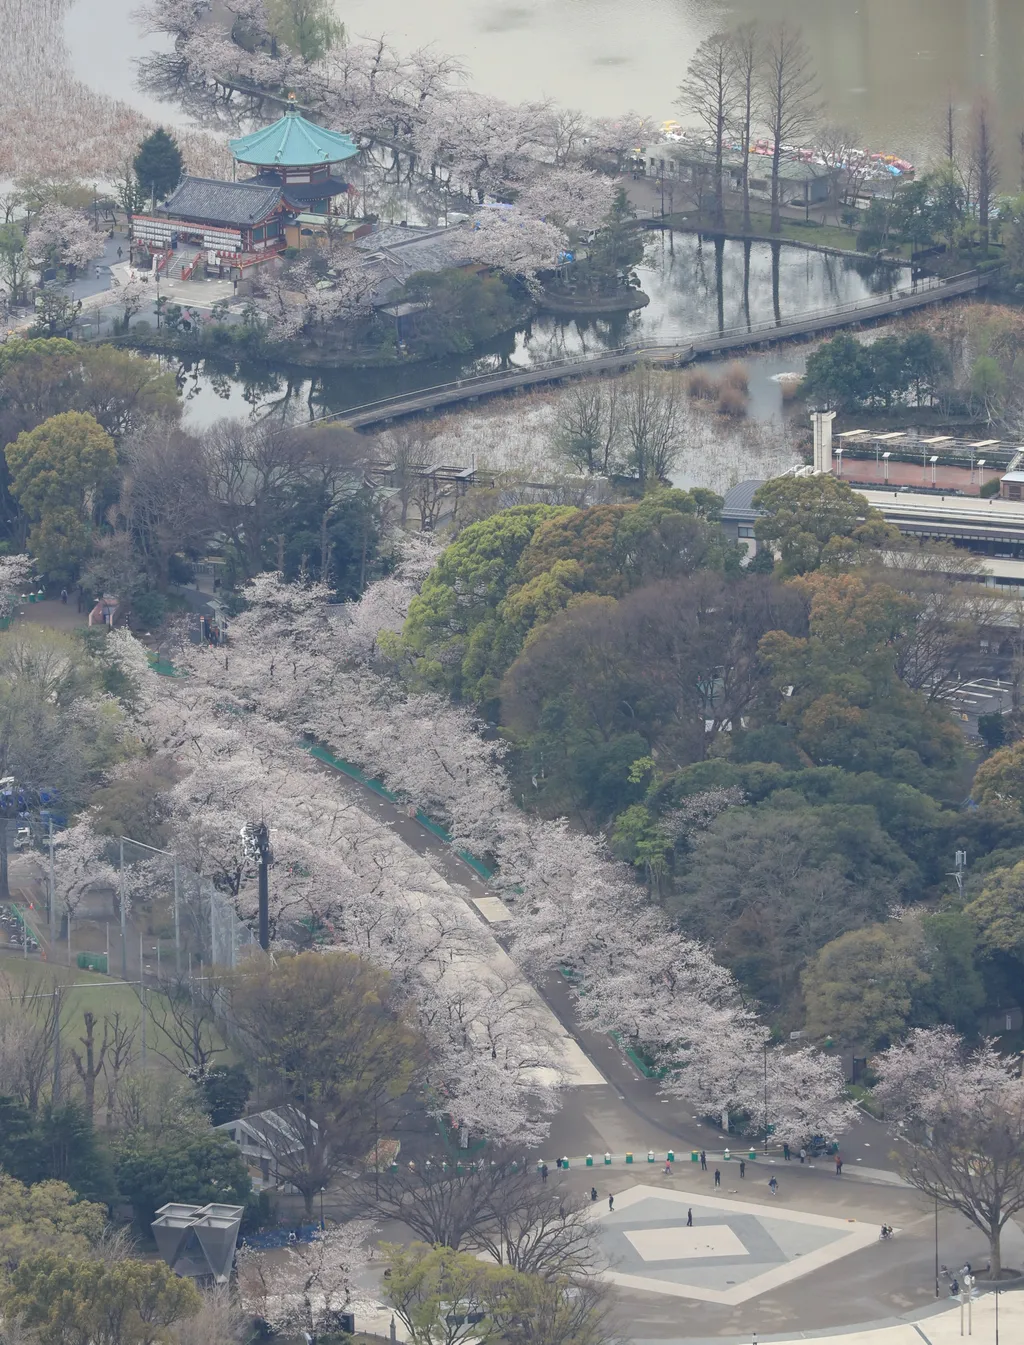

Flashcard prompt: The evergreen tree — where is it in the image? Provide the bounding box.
[132,129,184,205]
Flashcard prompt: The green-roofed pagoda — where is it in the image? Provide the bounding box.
[130,95,362,274]
[230,95,360,177]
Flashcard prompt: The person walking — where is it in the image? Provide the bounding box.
[591,1187,598,1202]
[799,1147,806,1164]
[60,588,68,605]
[768,1176,778,1196]
[541,1163,548,1183]
[783,1143,791,1161]
[664,1160,672,1175]
[686,1208,693,1227]
[608,1194,614,1212]
[835,1156,843,1175]
[700,1150,707,1171]
[739,1160,746,1178]
[714,1168,721,1188]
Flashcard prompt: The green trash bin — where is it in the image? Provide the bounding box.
[691,1150,699,1162]
[586,1155,593,1167]
[667,1150,675,1163]
[625,1152,633,1164]
[604,1153,612,1165]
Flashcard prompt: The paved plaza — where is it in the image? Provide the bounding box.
[597,1185,878,1305]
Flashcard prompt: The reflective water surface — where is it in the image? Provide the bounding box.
[65,0,1024,179]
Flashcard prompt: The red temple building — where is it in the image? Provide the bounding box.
[130,96,360,277]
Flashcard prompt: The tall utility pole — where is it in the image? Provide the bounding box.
[255,822,271,952]
[242,821,273,952]
[48,816,56,950]
[762,1039,769,1155]
[52,986,62,1104]
[118,837,127,979]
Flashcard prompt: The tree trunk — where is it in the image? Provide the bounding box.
[0,822,8,900]
[770,140,783,234]
[714,110,725,230]
[989,1228,1002,1279]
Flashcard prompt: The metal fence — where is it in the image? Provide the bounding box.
[117,836,267,981]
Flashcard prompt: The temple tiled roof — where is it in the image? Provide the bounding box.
[230,105,359,168]
[159,177,282,227]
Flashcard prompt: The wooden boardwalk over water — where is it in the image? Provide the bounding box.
[322,269,989,431]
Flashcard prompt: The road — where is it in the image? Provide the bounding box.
[315,756,898,1177]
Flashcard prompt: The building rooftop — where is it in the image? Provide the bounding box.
[353,224,461,305]
[721,479,766,521]
[160,177,282,228]
[230,101,359,168]
[642,143,828,183]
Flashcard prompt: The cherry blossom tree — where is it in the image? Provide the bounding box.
[874,1027,1024,1277]
[451,210,566,290]
[256,247,385,341]
[26,204,105,274]
[51,816,118,939]
[123,535,851,1151]
[0,556,34,621]
[236,1223,375,1337]
[516,168,615,234]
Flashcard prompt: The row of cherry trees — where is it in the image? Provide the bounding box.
[35,543,1024,1270]
[105,536,849,1143]
[94,623,564,1148]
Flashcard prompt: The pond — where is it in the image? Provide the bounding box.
[173,233,911,427]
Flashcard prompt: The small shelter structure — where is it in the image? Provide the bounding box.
[151,1202,243,1284]
[217,1107,316,1189]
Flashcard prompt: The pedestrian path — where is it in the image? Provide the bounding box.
[630,1289,1023,1345]
[537,1152,906,1186]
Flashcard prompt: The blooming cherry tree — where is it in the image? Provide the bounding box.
[875,1027,1024,1276]
[237,1223,375,1337]
[26,205,105,274]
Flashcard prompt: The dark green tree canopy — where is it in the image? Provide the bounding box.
[132,128,184,204]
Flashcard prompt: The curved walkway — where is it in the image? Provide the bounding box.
[311,751,896,1169]
[323,270,988,430]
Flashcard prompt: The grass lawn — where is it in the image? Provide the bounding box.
[0,950,230,1072]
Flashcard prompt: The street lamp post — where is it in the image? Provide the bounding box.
[934,1194,939,1298]
[762,1040,769,1155]
[240,821,273,951]
[319,1186,325,1231]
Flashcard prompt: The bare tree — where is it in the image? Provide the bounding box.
[0,973,60,1113]
[729,22,759,232]
[357,1158,529,1251]
[547,108,594,168]
[119,425,215,587]
[678,32,738,229]
[70,1010,109,1120]
[102,1010,137,1127]
[550,382,621,476]
[476,1179,596,1277]
[815,125,863,212]
[759,23,821,233]
[142,971,223,1080]
[971,99,1000,250]
[619,364,684,487]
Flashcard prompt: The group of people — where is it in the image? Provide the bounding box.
[558,1138,852,1212]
